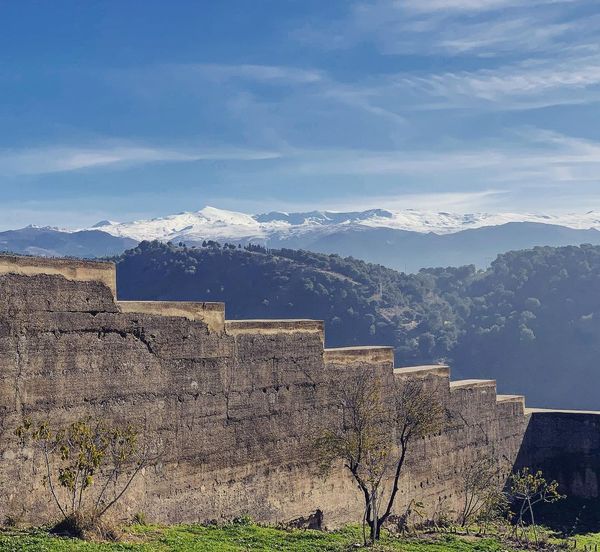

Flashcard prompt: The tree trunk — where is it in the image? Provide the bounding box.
[369,491,379,542]
[377,440,408,533]
[369,518,381,542]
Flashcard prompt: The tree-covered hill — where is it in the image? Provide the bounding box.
[116,241,600,410]
[116,240,459,361]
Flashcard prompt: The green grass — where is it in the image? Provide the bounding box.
[2,523,600,552]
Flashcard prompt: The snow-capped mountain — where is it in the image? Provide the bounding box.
[72,206,600,271]
[85,205,600,243]
[5,206,600,271]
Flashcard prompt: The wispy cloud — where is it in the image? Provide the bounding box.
[262,128,600,190]
[402,0,579,14]
[299,0,592,57]
[0,143,281,176]
[392,55,600,109]
[429,16,573,55]
[329,189,509,212]
[291,149,505,175]
[286,0,600,119]
[184,63,324,85]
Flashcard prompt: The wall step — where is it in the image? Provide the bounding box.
[497,394,526,415]
[450,379,496,390]
[497,394,525,404]
[324,346,394,366]
[394,365,449,378]
[225,319,323,339]
[450,379,497,409]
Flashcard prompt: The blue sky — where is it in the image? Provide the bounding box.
[2,0,600,229]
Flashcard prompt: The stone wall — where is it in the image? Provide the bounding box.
[0,255,597,528]
[0,254,117,296]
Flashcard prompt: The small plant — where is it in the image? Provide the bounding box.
[232,515,253,526]
[429,497,454,532]
[131,512,147,525]
[3,515,19,528]
[507,467,565,545]
[15,416,155,539]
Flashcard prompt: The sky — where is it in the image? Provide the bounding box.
[2,0,600,229]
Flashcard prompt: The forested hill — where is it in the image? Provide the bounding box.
[116,241,600,410]
[115,240,460,360]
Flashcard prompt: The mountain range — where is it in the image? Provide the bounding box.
[0,226,137,258]
[5,206,600,271]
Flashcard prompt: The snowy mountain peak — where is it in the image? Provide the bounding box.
[92,220,119,228]
[197,206,259,226]
[82,205,600,245]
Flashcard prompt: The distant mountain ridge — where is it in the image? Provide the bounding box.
[84,205,600,240]
[80,206,600,271]
[253,208,394,226]
[4,205,600,269]
[0,226,137,258]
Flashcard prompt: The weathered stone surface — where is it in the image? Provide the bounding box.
[0,255,598,528]
[0,254,116,297]
[118,301,225,333]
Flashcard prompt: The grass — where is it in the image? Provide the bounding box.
[0,522,564,552]
[2,522,600,551]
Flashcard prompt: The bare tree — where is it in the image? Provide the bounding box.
[316,371,444,544]
[458,453,506,527]
[377,378,444,538]
[315,370,390,545]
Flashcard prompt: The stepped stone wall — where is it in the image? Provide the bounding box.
[0,255,598,527]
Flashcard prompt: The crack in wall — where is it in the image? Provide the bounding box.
[30,326,156,355]
[13,332,25,416]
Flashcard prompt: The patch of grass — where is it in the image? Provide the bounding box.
[0,522,576,551]
[569,532,600,548]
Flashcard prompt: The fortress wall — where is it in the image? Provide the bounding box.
[516,410,600,499]
[0,271,355,525]
[0,256,597,528]
[394,375,528,517]
[0,254,116,297]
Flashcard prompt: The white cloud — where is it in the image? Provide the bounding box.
[261,128,600,191]
[393,54,600,109]
[402,0,578,14]
[331,189,509,212]
[172,63,324,85]
[0,144,281,176]
[300,0,591,57]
